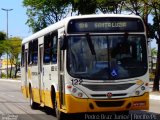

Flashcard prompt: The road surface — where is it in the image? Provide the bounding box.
[0,79,160,120]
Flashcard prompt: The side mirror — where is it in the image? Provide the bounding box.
[59,35,67,50]
[147,38,151,44]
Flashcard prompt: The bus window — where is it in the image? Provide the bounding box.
[44,34,51,64]
[43,32,58,64]
[51,32,58,64]
[21,45,25,67]
[32,40,38,65]
[68,35,147,80]
[28,41,33,65]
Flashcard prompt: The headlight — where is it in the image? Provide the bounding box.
[66,84,88,98]
[141,86,145,91]
[135,90,140,96]
[132,85,146,97]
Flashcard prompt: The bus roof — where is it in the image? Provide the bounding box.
[22,14,142,44]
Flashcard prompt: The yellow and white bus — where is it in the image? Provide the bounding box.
[21,14,149,120]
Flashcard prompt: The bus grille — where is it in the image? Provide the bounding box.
[82,83,135,91]
[95,101,124,107]
[91,93,127,97]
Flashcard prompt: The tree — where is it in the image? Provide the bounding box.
[1,37,22,78]
[23,0,70,32]
[8,37,22,78]
[124,0,159,91]
[0,32,7,58]
[0,31,6,40]
[70,0,97,15]
[97,0,125,14]
[151,48,157,72]
[124,0,153,38]
[146,0,160,91]
[124,0,143,15]
[23,0,99,32]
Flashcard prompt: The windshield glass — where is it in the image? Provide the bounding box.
[67,35,147,80]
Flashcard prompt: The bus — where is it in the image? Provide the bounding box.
[21,14,149,120]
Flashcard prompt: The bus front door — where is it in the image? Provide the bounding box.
[58,49,66,108]
[38,44,44,105]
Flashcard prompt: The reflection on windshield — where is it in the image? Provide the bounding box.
[68,35,147,80]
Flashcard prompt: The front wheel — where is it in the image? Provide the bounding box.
[55,99,65,120]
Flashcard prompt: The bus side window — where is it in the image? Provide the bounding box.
[21,45,25,67]
[44,34,51,64]
[51,32,58,64]
[28,41,33,65]
[43,32,58,64]
[32,40,38,65]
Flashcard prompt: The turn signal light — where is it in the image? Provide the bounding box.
[67,85,72,89]
[136,80,144,85]
[145,83,149,86]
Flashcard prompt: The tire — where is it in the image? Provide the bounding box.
[55,98,65,120]
[29,86,39,109]
[51,90,56,115]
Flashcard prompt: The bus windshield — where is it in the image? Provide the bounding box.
[67,35,147,80]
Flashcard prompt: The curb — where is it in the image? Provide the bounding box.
[150,94,160,101]
[0,79,21,82]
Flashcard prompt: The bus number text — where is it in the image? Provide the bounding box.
[71,79,83,85]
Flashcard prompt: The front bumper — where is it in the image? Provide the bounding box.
[63,92,149,113]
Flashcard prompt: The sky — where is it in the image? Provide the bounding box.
[0,0,31,39]
[0,0,157,49]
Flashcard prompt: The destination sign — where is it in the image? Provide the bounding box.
[67,18,144,33]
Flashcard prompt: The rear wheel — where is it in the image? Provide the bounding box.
[29,86,39,109]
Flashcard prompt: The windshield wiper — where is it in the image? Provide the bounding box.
[86,33,96,55]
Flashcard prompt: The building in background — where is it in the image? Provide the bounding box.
[0,58,15,77]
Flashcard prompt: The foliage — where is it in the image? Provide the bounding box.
[8,37,22,78]
[149,73,155,81]
[146,0,160,91]
[124,0,145,15]
[147,23,156,39]
[1,72,7,78]
[1,37,22,78]
[150,48,157,74]
[145,0,160,40]
[97,0,125,14]
[70,0,97,14]
[23,0,70,32]
[151,48,157,57]
[0,31,6,40]
[0,32,7,57]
